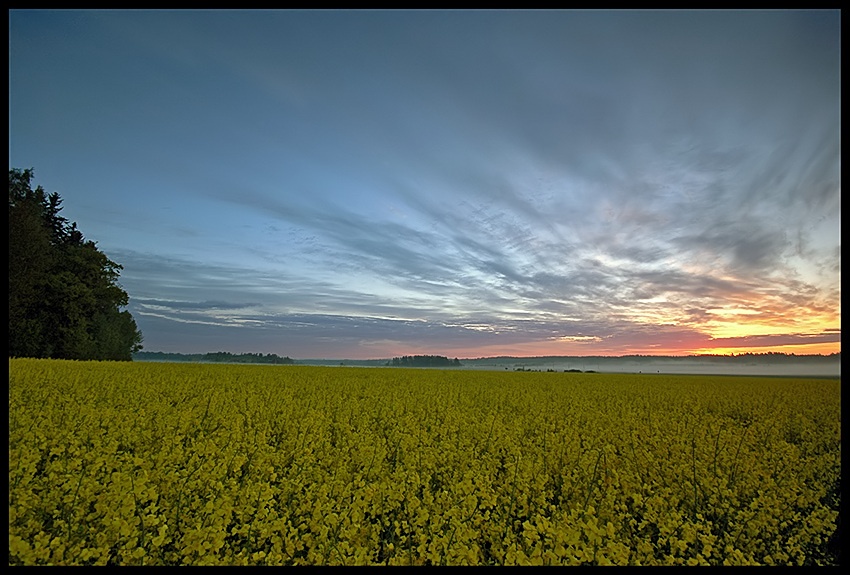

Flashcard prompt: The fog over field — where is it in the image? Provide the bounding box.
[459,357,840,378]
[289,354,840,379]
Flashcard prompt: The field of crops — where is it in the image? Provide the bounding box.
[8,358,841,565]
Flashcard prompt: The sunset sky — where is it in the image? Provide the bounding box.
[9,10,840,359]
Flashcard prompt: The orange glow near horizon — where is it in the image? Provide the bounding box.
[356,311,841,359]
[692,341,841,357]
[442,332,841,360]
[445,341,831,360]
[345,336,841,360]
[459,343,840,360]
[697,292,838,325]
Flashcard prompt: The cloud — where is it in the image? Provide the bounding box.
[134,299,262,311]
[706,331,840,348]
[10,10,839,358]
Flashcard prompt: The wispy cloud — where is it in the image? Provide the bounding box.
[10,10,839,357]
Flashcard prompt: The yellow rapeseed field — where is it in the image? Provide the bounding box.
[8,358,841,565]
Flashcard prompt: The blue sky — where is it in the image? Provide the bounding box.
[9,9,840,359]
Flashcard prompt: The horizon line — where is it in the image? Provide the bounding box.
[133,350,841,361]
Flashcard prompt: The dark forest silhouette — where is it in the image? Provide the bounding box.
[9,168,143,361]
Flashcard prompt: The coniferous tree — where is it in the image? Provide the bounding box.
[9,168,143,360]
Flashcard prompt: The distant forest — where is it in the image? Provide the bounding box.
[131,351,839,367]
[133,351,294,364]
[386,355,462,367]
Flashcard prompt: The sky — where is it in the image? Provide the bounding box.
[9,9,841,359]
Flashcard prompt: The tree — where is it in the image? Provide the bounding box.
[8,168,143,360]
[388,355,461,367]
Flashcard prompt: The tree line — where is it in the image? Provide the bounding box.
[386,355,462,367]
[134,351,294,364]
[9,168,143,361]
